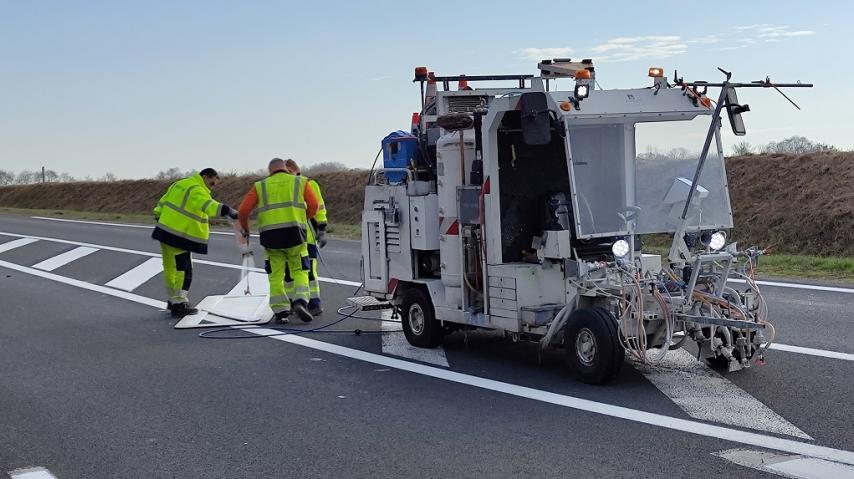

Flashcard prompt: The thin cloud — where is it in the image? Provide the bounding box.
[589,35,687,62]
[515,47,573,61]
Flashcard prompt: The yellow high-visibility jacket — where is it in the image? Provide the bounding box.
[151,173,224,254]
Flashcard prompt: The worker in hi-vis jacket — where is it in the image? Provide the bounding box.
[238,158,320,324]
[152,168,238,317]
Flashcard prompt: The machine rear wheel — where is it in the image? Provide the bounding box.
[564,307,624,384]
[400,288,444,348]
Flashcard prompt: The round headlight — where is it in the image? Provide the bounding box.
[612,239,630,258]
[575,84,589,98]
[709,231,726,251]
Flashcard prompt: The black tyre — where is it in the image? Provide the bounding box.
[400,288,444,348]
[564,307,624,384]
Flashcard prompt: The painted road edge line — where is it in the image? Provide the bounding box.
[769,343,854,362]
[28,215,361,243]
[0,230,361,288]
[28,215,359,244]
[3,256,854,466]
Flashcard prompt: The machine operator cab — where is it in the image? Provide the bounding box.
[481,63,732,269]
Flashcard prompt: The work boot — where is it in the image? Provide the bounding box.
[166,301,174,313]
[170,302,198,318]
[273,311,290,325]
[292,300,313,323]
[308,299,323,316]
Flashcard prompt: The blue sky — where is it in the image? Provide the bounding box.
[0,1,846,178]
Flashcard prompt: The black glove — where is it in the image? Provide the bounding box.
[317,230,327,248]
[221,204,238,220]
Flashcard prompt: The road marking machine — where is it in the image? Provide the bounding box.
[350,60,811,383]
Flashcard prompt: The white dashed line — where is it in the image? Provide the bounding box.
[635,349,811,439]
[0,237,39,253]
[715,448,854,478]
[380,309,449,367]
[32,246,98,271]
[104,257,163,291]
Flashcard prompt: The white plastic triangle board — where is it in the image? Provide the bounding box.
[174,272,272,329]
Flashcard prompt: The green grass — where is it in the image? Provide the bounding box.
[0,207,155,224]
[641,244,854,282]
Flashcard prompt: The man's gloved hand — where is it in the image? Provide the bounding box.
[222,205,239,220]
[238,234,251,255]
[317,230,327,248]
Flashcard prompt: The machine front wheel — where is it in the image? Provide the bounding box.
[400,288,444,348]
[564,307,624,384]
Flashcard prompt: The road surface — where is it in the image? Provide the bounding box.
[1,214,853,478]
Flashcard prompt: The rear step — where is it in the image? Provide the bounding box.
[347,296,395,311]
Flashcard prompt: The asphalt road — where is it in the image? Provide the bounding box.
[1,214,853,478]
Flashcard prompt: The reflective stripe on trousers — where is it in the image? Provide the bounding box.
[160,243,192,304]
[265,243,310,313]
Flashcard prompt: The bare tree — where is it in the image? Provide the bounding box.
[15,170,38,184]
[762,136,834,154]
[302,161,348,176]
[731,141,753,156]
[99,172,117,182]
[44,170,59,182]
[0,170,13,185]
[154,167,185,180]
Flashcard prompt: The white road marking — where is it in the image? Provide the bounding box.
[728,278,854,295]
[104,257,163,291]
[768,343,854,362]
[0,231,362,287]
[715,448,854,478]
[9,467,59,479]
[252,330,854,465]
[28,216,361,243]
[32,246,98,271]
[4,255,854,466]
[0,237,38,253]
[635,349,811,439]
[380,309,449,367]
[3,230,854,362]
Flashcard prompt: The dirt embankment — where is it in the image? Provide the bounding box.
[726,151,854,256]
[0,170,370,226]
[0,153,852,256]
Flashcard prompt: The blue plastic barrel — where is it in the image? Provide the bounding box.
[381,131,418,184]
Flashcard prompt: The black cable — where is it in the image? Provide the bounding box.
[367,146,383,186]
[198,303,401,340]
